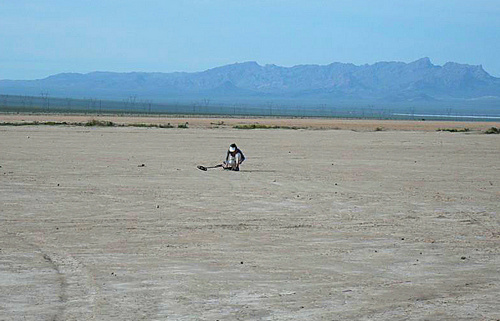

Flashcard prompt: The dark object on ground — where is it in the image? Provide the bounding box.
[197,164,222,171]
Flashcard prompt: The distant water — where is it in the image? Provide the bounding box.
[393,113,500,120]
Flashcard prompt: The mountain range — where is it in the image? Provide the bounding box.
[1,58,500,108]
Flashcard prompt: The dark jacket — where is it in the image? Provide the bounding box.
[226,148,245,163]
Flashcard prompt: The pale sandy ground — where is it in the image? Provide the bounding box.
[0,119,499,320]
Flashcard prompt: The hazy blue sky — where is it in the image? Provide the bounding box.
[1,0,499,79]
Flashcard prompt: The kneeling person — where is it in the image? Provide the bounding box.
[223,143,245,171]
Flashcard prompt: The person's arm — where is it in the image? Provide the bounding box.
[238,150,245,164]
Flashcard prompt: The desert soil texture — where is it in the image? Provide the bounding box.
[1,117,499,320]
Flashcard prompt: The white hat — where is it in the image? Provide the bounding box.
[229,144,237,152]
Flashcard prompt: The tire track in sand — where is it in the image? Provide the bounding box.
[21,234,101,321]
[39,250,101,321]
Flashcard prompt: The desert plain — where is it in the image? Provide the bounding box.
[0,115,499,320]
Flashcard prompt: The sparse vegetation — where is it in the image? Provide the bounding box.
[159,123,174,128]
[0,119,178,129]
[177,122,189,128]
[484,127,499,134]
[85,119,115,127]
[437,128,470,133]
[44,121,68,126]
[375,127,384,131]
[128,123,151,128]
[129,122,175,128]
[234,124,302,130]
[0,121,68,126]
[0,121,31,126]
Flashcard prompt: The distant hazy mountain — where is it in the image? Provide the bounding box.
[1,58,500,105]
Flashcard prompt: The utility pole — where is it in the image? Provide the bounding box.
[129,95,137,113]
[20,95,26,108]
[122,99,129,113]
[27,96,33,109]
[144,100,152,113]
[0,94,8,108]
[40,92,49,111]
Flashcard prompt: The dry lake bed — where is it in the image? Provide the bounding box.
[0,118,499,320]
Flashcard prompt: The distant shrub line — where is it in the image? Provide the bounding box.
[85,119,115,127]
[0,121,72,126]
[129,123,175,128]
[436,127,500,134]
[234,123,303,130]
[0,120,182,129]
[437,128,470,133]
[1,121,498,134]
